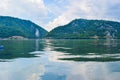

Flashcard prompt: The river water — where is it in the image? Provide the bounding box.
[0,39,120,80]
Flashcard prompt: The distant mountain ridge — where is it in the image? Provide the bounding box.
[47,19,120,39]
[0,16,47,39]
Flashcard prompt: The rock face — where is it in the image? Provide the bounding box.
[8,36,26,40]
[0,16,47,39]
[47,19,120,39]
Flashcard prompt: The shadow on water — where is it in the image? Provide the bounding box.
[0,40,45,62]
[48,39,120,62]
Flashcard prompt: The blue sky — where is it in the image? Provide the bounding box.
[0,0,120,31]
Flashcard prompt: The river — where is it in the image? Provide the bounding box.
[0,39,120,80]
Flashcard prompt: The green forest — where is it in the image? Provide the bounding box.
[0,16,120,39]
[0,16,47,39]
[47,19,120,39]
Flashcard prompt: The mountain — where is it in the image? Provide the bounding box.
[0,16,47,39]
[47,19,120,39]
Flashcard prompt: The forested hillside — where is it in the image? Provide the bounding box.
[0,16,47,39]
[47,19,120,39]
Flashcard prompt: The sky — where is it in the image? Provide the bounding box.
[0,0,120,31]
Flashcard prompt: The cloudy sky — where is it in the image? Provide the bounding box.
[0,0,120,31]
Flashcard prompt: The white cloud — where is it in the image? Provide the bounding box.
[45,0,120,31]
[0,0,48,27]
[0,0,119,31]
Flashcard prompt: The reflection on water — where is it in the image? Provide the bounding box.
[104,39,117,47]
[0,39,120,80]
[0,40,45,61]
[35,39,39,51]
[48,39,120,62]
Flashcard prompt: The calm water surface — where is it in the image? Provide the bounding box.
[0,39,120,80]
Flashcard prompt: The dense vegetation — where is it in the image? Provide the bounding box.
[47,19,120,39]
[0,16,47,38]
